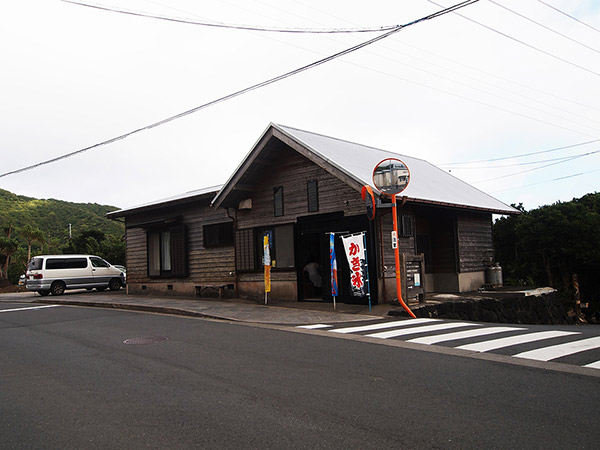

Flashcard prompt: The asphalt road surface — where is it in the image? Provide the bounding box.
[2,302,599,449]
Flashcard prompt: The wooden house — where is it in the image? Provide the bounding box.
[108,123,518,305]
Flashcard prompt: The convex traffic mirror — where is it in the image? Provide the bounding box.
[372,158,410,196]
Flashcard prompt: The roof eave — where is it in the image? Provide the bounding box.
[107,191,218,220]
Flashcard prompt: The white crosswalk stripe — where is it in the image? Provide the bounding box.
[456,330,580,352]
[297,324,332,329]
[329,318,438,334]
[366,322,478,339]
[0,305,60,313]
[514,336,600,362]
[584,360,600,369]
[295,318,600,371]
[407,326,525,345]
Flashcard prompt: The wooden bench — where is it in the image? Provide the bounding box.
[194,284,233,299]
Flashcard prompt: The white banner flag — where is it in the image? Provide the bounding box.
[341,232,366,297]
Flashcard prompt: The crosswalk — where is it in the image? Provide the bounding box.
[296,318,600,371]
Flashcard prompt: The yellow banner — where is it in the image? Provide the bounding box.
[264,265,271,293]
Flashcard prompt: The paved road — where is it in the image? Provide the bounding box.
[2,302,600,449]
[295,317,600,372]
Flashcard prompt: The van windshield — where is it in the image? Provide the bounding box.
[28,258,43,271]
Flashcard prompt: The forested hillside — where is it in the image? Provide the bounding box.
[0,188,125,285]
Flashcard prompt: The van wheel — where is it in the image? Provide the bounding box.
[51,281,66,296]
[109,278,121,291]
[38,290,51,296]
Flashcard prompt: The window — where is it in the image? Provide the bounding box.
[307,180,319,212]
[28,258,43,270]
[147,225,187,277]
[204,222,234,248]
[259,225,295,269]
[90,257,110,268]
[235,225,295,271]
[400,213,413,237]
[273,186,284,217]
[45,258,88,270]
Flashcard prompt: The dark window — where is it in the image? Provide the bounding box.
[28,258,43,270]
[400,214,413,237]
[257,225,295,270]
[148,225,187,278]
[90,257,110,268]
[235,228,255,271]
[235,225,296,272]
[307,180,319,212]
[46,258,88,270]
[204,222,234,248]
[273,186,284,217]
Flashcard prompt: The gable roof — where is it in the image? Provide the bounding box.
[212,123,519,215]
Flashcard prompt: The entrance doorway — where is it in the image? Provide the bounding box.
[296,213,377,305]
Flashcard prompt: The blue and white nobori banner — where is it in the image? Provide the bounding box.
[341,232,366,297]
[330,233,338,297]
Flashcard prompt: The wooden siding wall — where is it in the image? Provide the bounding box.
[457,212,493,273]
[379,208,415,277]
[235,145,366,230]
[125,202,235,285]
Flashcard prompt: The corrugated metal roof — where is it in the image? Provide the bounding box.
[274,124,518,214]
[107,185,222,218]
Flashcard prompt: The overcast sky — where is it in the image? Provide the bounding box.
[2,0,599,212]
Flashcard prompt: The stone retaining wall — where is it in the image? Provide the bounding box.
[390,291,575,325]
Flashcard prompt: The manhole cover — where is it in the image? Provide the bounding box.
[123,336,170,345]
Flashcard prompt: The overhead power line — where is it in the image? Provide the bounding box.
[443,138,600,165]
[537,0,600,35]
[488,0,600,55]
[61,0,399,34]
[0,0,480,179]
[428,0,600,78]
[492,167,600,194]
[443,151,600,169]
[473,149,600,183]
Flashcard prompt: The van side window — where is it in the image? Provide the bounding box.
[28,258,43,270]
[90,257,110,268]
[46,258,88,269]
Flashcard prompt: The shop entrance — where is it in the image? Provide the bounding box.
[296,213,378,305]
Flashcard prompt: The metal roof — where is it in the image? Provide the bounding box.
[112,123,519,218]
[107,185,222,219]
[273,124,519,214]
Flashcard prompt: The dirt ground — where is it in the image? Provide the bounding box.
[0,279,25,293]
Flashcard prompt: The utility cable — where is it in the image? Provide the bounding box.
[492,167,600,194]
[442,150,600,169]
[0,0,479,179]
[473,149,600,183]
[443,138,600,165]
[537,0,600,35]
[428,0,600,78]
[61,0,400,34]
[489,0,600,55]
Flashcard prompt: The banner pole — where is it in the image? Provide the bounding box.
[363,232,372,312]
[330,232,338,310]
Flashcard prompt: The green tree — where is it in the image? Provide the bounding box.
[494,194,600,314]
[0,225,18,280]
[20,224,45,262]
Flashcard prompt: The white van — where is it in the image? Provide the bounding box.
[26,255,125,296]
